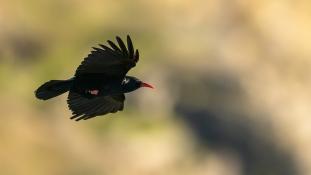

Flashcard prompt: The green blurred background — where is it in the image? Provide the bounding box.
[1,0,311,175]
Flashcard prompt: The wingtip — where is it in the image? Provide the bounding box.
[135,49,139,61]
[116,36,122,41]
[115,36,128,55]
[115,36,124,45]
[107,40,113,45]
[107,40,121,52]
[92,47,101,51]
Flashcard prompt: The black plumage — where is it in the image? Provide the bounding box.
[35,35,153,121]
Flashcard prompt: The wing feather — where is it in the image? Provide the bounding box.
[116,36,128,56]
[67,91,125,121]
[134,49,139,62]
[75,35,139,79]
[127,35,134,59]
[107,40,121,52]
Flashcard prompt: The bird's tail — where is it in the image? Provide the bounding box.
[35,79,74,100]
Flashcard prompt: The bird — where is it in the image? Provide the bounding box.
[35,35,154,121]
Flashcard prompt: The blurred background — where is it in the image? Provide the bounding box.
[1,0,311,175]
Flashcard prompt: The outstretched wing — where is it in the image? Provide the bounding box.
[67,91,125,121]
[75,35,139,79]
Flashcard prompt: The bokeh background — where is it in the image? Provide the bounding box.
[1,0,311,175]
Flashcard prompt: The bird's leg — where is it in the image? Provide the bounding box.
[85,89,99,96]
[89,89,99,95]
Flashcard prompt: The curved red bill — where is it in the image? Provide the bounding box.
[141,82,154,89]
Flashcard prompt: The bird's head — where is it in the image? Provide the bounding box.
[122,76,154,93]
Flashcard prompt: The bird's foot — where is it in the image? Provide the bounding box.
[86,89,99,95]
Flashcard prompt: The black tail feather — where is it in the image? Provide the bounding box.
[35,79,73,100]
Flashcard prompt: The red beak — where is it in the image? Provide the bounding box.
[141,82,154,89]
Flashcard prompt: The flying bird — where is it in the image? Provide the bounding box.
[35,35,154,121]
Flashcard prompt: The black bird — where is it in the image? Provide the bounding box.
[35,35,154,121]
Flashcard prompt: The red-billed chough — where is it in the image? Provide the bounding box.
[35,35,153,121]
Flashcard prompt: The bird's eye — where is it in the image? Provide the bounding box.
[122,78,130,85]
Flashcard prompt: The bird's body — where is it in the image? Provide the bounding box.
[35,35,153,121]
[71,75,142,97]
